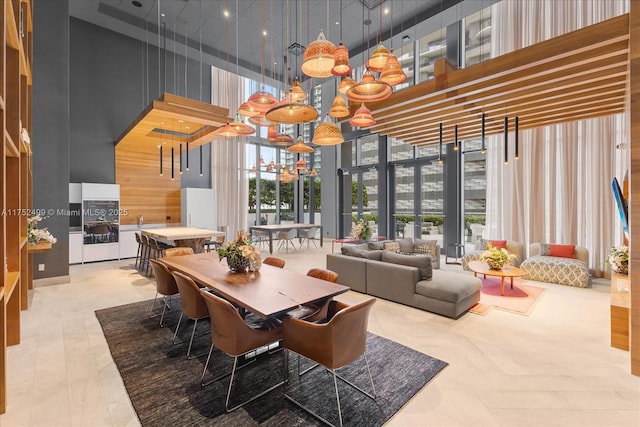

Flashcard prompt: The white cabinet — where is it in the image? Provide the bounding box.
[181,188,216,230]
[119,230,140,259]
[69,233,83,264]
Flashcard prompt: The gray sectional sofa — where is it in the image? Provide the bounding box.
[327,242,481,319]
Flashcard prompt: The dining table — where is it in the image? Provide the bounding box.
[142,227,225,253]
[161,252,349,319]
[249,223,323,254]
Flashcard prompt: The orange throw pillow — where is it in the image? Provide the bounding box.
[549,244,575,258]
[488,240,507,249]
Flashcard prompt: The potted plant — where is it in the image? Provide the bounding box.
[481,244,516,270]
[27,215,57,245]
[217,230,261,272]
[604,245,628,275]
[350,219,372,241]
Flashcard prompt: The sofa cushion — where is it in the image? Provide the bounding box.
[397,238,414,254]
[381,251,432,280]
[414,238,438,257]
[355,249,383,260]
[549,244,576,258]
[480,238,507,250]
[368,240,391,250]
[415,273,481,303]
[383,241,401,253]
[340,243,369,256]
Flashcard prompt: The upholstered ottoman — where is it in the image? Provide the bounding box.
[520,243,590,288]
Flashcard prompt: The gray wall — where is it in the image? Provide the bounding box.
[32,0,70,279]
[69,17,212,185]
[32,14,214,278]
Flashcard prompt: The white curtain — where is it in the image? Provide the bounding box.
[211,66,248,239]
[485,0,629,277]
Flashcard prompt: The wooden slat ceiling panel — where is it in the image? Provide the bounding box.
[115,93,231,153]
[359,14,630,147]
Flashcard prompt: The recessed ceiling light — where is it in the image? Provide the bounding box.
[178,119,184,123]
[160,12,165,17]
[223,10,229,18]
[132,0,142,8]
[384,8,389,14]
[263,30,267,36]
[335,21,339,25]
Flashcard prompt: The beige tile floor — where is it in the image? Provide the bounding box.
[1,243,639,426]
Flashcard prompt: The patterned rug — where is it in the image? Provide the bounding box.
[470,276,546,316]
[96,298,448,426]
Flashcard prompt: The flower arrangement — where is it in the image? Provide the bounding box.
[27,215,57,245]
[604,245,628,275]
[481,244,516,270]
[350,219,372,241]
[217,230,261,272]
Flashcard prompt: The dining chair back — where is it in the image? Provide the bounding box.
[148,259,179,327]
[283,297,377,426]
[171,271,210,358]
[199,290,283,411]
[263,257,286,268]
[277,229,297,253]
[299,227,318,249]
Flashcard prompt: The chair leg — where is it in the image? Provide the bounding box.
[159,298,168,327]
[225,352,285,412]
[148,292,159,317]
[173,312,184,344]
[332,369,343,427]
[186,318,199,359]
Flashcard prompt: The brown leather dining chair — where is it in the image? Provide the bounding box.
[263,256,286,268]
[164,247,194,257]
[171,271,210,359]
[282,297,377,427]
[148,259,179,327]
[284,268,339,322]
[199,290,283,412]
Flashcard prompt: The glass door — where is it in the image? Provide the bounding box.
[392,164,415,239]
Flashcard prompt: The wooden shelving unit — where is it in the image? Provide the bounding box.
[1,0,33,413]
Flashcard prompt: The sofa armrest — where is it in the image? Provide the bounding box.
[366,260,421,306]
[506,241,525,266]
[326,254,368,293]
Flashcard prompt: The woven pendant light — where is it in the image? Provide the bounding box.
[286,136,315,153]
[270,134,294,147]
[267,124,278,141]
[328,94,349,118]
[312,116,344,146]
[379,51,407,86]
[295,158,307,170]
[346,69,392,103]
[368,41,390,72]
[331,42,352,76]
[338,76,357,94]
[265,100,318,124]
[349,103,376,128]
[217,122,238,137]
[248,113,271,127]
[301,29,336,78]
[290,78,307,102]
[229,113,256,135]
[238,102,260,118]
[247,90,278,112]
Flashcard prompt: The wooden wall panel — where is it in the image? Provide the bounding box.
[629,0,639,377]
[115,144,182,226]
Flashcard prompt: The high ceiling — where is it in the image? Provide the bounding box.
[69,0,460,83]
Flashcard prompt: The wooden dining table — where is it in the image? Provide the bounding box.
[142,227,225,253]
[249,223,323,254]
[161,252,349,319]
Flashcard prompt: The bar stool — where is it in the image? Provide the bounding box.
[139,234,151,273]
[134,232,144,270]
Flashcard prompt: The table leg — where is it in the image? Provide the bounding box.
[320,227,323,247]
[500,277,505,296]
[510,277,514,289]
[473,272,477,278]
[268,231,274,254]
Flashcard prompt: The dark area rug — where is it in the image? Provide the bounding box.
[96,298,448,426]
